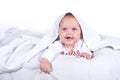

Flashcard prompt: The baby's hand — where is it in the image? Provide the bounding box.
[81,52,93,59]
[40,58,52,74]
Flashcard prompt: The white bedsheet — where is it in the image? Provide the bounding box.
[0,27,48,73]
[6,48,120,80]
[0,27,120,80]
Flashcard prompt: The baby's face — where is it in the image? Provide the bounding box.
[59,15,82,46]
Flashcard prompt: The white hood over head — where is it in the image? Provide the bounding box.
[45,12,101,51]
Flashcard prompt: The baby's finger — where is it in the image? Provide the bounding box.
[87,55,93,59]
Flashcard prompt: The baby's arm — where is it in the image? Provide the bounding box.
[40,58,52,74]
[80,42,93,59]
[81,52,93,59]
[40,41,62,74]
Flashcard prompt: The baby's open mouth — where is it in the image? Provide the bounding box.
[66,35,73,39]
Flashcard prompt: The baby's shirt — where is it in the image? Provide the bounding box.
[60,40,92,57]
[41,40,92,62]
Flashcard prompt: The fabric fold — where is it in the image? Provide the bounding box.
[0,27,49,73]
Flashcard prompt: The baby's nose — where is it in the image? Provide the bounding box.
[66,29,73,34]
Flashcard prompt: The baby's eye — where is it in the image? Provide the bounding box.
[72,28,78,31]
[62,28,67,30]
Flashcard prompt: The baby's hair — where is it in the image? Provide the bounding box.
[64,12,75,18]
[64,12,74,16]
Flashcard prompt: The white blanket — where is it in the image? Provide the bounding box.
[0,12,120,80]
[0,27,52,73]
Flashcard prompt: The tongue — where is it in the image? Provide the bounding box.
[66,37,72,39]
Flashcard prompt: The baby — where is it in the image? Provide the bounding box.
[40,12,93,74]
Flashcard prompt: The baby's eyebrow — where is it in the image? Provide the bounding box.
[60,26,67,29]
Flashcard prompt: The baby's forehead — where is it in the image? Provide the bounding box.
[59,25,80,28]
[60,17,79,25]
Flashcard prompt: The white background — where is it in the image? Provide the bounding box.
[0,0,120,37]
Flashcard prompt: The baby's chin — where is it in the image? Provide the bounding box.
[64,41,75,46]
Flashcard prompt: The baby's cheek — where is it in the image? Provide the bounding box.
[75,37,80,42]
